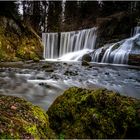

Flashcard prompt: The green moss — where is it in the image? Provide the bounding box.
[23,125,39,139]
[0,16,42,62]
[0,95,55,139]
[47,87,140,139]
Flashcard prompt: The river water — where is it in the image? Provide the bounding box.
[0,61,139,110]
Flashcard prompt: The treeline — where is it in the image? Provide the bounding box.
[0,1,140,34]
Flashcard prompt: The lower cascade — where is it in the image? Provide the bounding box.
[92,27,140,64]
[42,26,140,65]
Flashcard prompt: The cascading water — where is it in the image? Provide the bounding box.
[42,26,140,64]
[91,26,140,64]
[42,33,58,59]
[133,26,140,36]
[42,27,97,60]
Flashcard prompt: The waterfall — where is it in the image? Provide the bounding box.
[42,33,58,59]
[101,34,140,64]
[42,27,97,59]
[42,26,140,64]
[92,47,103,62]
[91,26,140,64]
[133,26,140,36]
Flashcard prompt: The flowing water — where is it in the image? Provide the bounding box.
[101,34,140,64]
[0,62,139,110]
[93,27,140,64]
[42,27,140,64]
[0,27,140,111]
[42,27,97,59]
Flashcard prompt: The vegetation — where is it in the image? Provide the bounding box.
[0,16,43,62]
[17,1,140,33]
[47,87,140,139]
[0,95,55,139]
[0,1,140,139]
[0,1,139,61]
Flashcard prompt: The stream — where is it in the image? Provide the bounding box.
[0,61,140,110]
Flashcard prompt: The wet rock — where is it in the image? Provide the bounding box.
[105,72,109,75]
[50,74,60,80]
[36,76,46,80]
[42,64,54,72]
[64,70,78,76]
[0,95,55,139]
[128,54,140,66]
[48,87,140,139]
[42,64,51,69]
[45,68,54,73]
[81,52,93,67]
[81,61,90,66]
[82,54,92,62]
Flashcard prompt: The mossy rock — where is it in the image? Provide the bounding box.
[81,54,92,62]
[47,87,140,139]
[0,95,55,139]
[0,16,43,62]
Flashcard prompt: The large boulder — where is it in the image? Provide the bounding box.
[47,87,140,139]
[0,95,55,139]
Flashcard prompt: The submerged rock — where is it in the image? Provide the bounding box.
[0,95,55,139]
[47,87,140,139]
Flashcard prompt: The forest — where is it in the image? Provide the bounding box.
[0,0,140,139]
[2,1,140,32]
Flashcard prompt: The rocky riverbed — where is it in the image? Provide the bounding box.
[0,61,139,110]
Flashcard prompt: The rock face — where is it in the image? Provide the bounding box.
[96,12,134,48]
[0,95,55,139]
[0,16,43,62]
[47,87,140,139]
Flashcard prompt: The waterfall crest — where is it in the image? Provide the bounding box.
[42,27,97,59]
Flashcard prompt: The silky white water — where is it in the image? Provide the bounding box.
[91,26,140,64]
[42,33,58,59]
[101,33,140,64]
[42,26,140,64]
[42,27,97,59]
[58,49,93,61]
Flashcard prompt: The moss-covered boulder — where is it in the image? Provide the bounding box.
[47,87,140,139]
[0,16,43,62]
[0,95,55,139]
